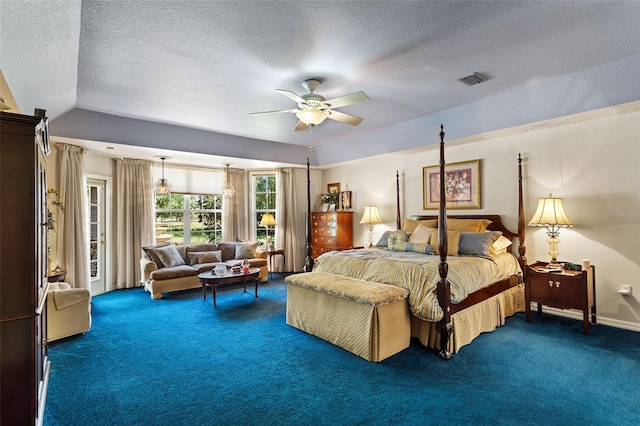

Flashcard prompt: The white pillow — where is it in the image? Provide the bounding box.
[408,224,433,244]
[490,236,513,255]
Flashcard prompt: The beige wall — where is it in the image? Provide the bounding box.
[47,105,640,330]
[322,106,640,330]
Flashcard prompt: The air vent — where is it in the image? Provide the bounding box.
[458,72,489,86]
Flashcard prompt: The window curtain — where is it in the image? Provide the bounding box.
[55,144,90,289]
[222,167,249,241]
[115,158,154,289]
[276,168,302,272]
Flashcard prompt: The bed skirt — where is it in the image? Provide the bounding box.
[410,283,525,354]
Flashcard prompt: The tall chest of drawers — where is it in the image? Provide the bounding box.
[311,212,353,258]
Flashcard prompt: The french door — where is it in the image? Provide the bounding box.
[87,178,108,295]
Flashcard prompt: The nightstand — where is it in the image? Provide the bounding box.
[526,262,596,335]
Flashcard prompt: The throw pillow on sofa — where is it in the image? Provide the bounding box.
[190,250,222,265]
[143,242,172,268]
[154,244,186,268]
[235,241,257,260]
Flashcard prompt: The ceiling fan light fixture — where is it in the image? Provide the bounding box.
[296,109,329,126]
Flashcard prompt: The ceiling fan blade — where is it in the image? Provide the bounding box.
[294,120,308,131]
[327,110,363,126]
[324,91,369,109]
[276,89,306,104]
[250,108,299,116]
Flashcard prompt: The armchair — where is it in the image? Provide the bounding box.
[47,282,92,342]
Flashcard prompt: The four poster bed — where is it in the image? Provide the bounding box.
[289,125,527,360]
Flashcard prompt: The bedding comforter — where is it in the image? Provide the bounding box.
[313,248,522,321]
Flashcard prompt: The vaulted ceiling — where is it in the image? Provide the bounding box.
[2,1,640,168]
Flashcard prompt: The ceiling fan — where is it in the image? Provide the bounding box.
[250,79,369,131]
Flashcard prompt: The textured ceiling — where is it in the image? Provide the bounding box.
[2,1,640,167]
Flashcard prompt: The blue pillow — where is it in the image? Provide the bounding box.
[458,231,502,257]
[375,230,393,248]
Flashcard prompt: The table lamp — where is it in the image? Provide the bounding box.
[360,205,383,248]
[528,193,574,269]
[259,213,276,250]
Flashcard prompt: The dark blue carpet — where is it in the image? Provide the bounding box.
[45,275,640,425]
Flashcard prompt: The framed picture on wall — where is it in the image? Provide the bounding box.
[423,159,481,209]
[327,182,341,195]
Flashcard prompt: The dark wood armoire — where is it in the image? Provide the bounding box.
[0,110,50,425]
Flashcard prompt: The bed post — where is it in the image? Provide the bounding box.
[396,170,401,230]
[517,153,527,278]
[304,158,314,272]
[436,125,453,360]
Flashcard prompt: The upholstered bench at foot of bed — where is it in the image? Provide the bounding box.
[285,272,411,362]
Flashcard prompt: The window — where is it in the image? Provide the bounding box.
[155,193,222,245]
[254,174,276,246]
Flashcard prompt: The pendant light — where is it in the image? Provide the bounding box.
[221,163,235,198]
[154,157,172,195]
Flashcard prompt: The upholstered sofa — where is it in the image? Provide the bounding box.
[140,241,268,299]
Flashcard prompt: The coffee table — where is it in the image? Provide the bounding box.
[198,267,260,307]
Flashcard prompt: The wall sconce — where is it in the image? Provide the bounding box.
[528,193,575,269]
[359,205,383,248]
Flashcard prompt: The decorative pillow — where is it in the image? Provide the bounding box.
[142,242,172,268]
[387,229,408,247]
[408,224,434,244]
[217,242,236,262]
[154,244,186,268]
[187,243,218,253]
[402,219,437,232]
[389,241,435,255]
[447,218,492,232]
[194,250,222,265]
[430,230,461,256]
[458,231,502,257]
[375,230,393,248]
[235,241,258,260]
[490,236,513,255]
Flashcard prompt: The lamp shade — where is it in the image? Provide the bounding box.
[359,205,383,225]
[259,213,276,227]
[528,193,574,227]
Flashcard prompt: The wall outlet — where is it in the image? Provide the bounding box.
[618,285,632,296]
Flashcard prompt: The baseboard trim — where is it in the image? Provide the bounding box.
[533,305,640,332]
